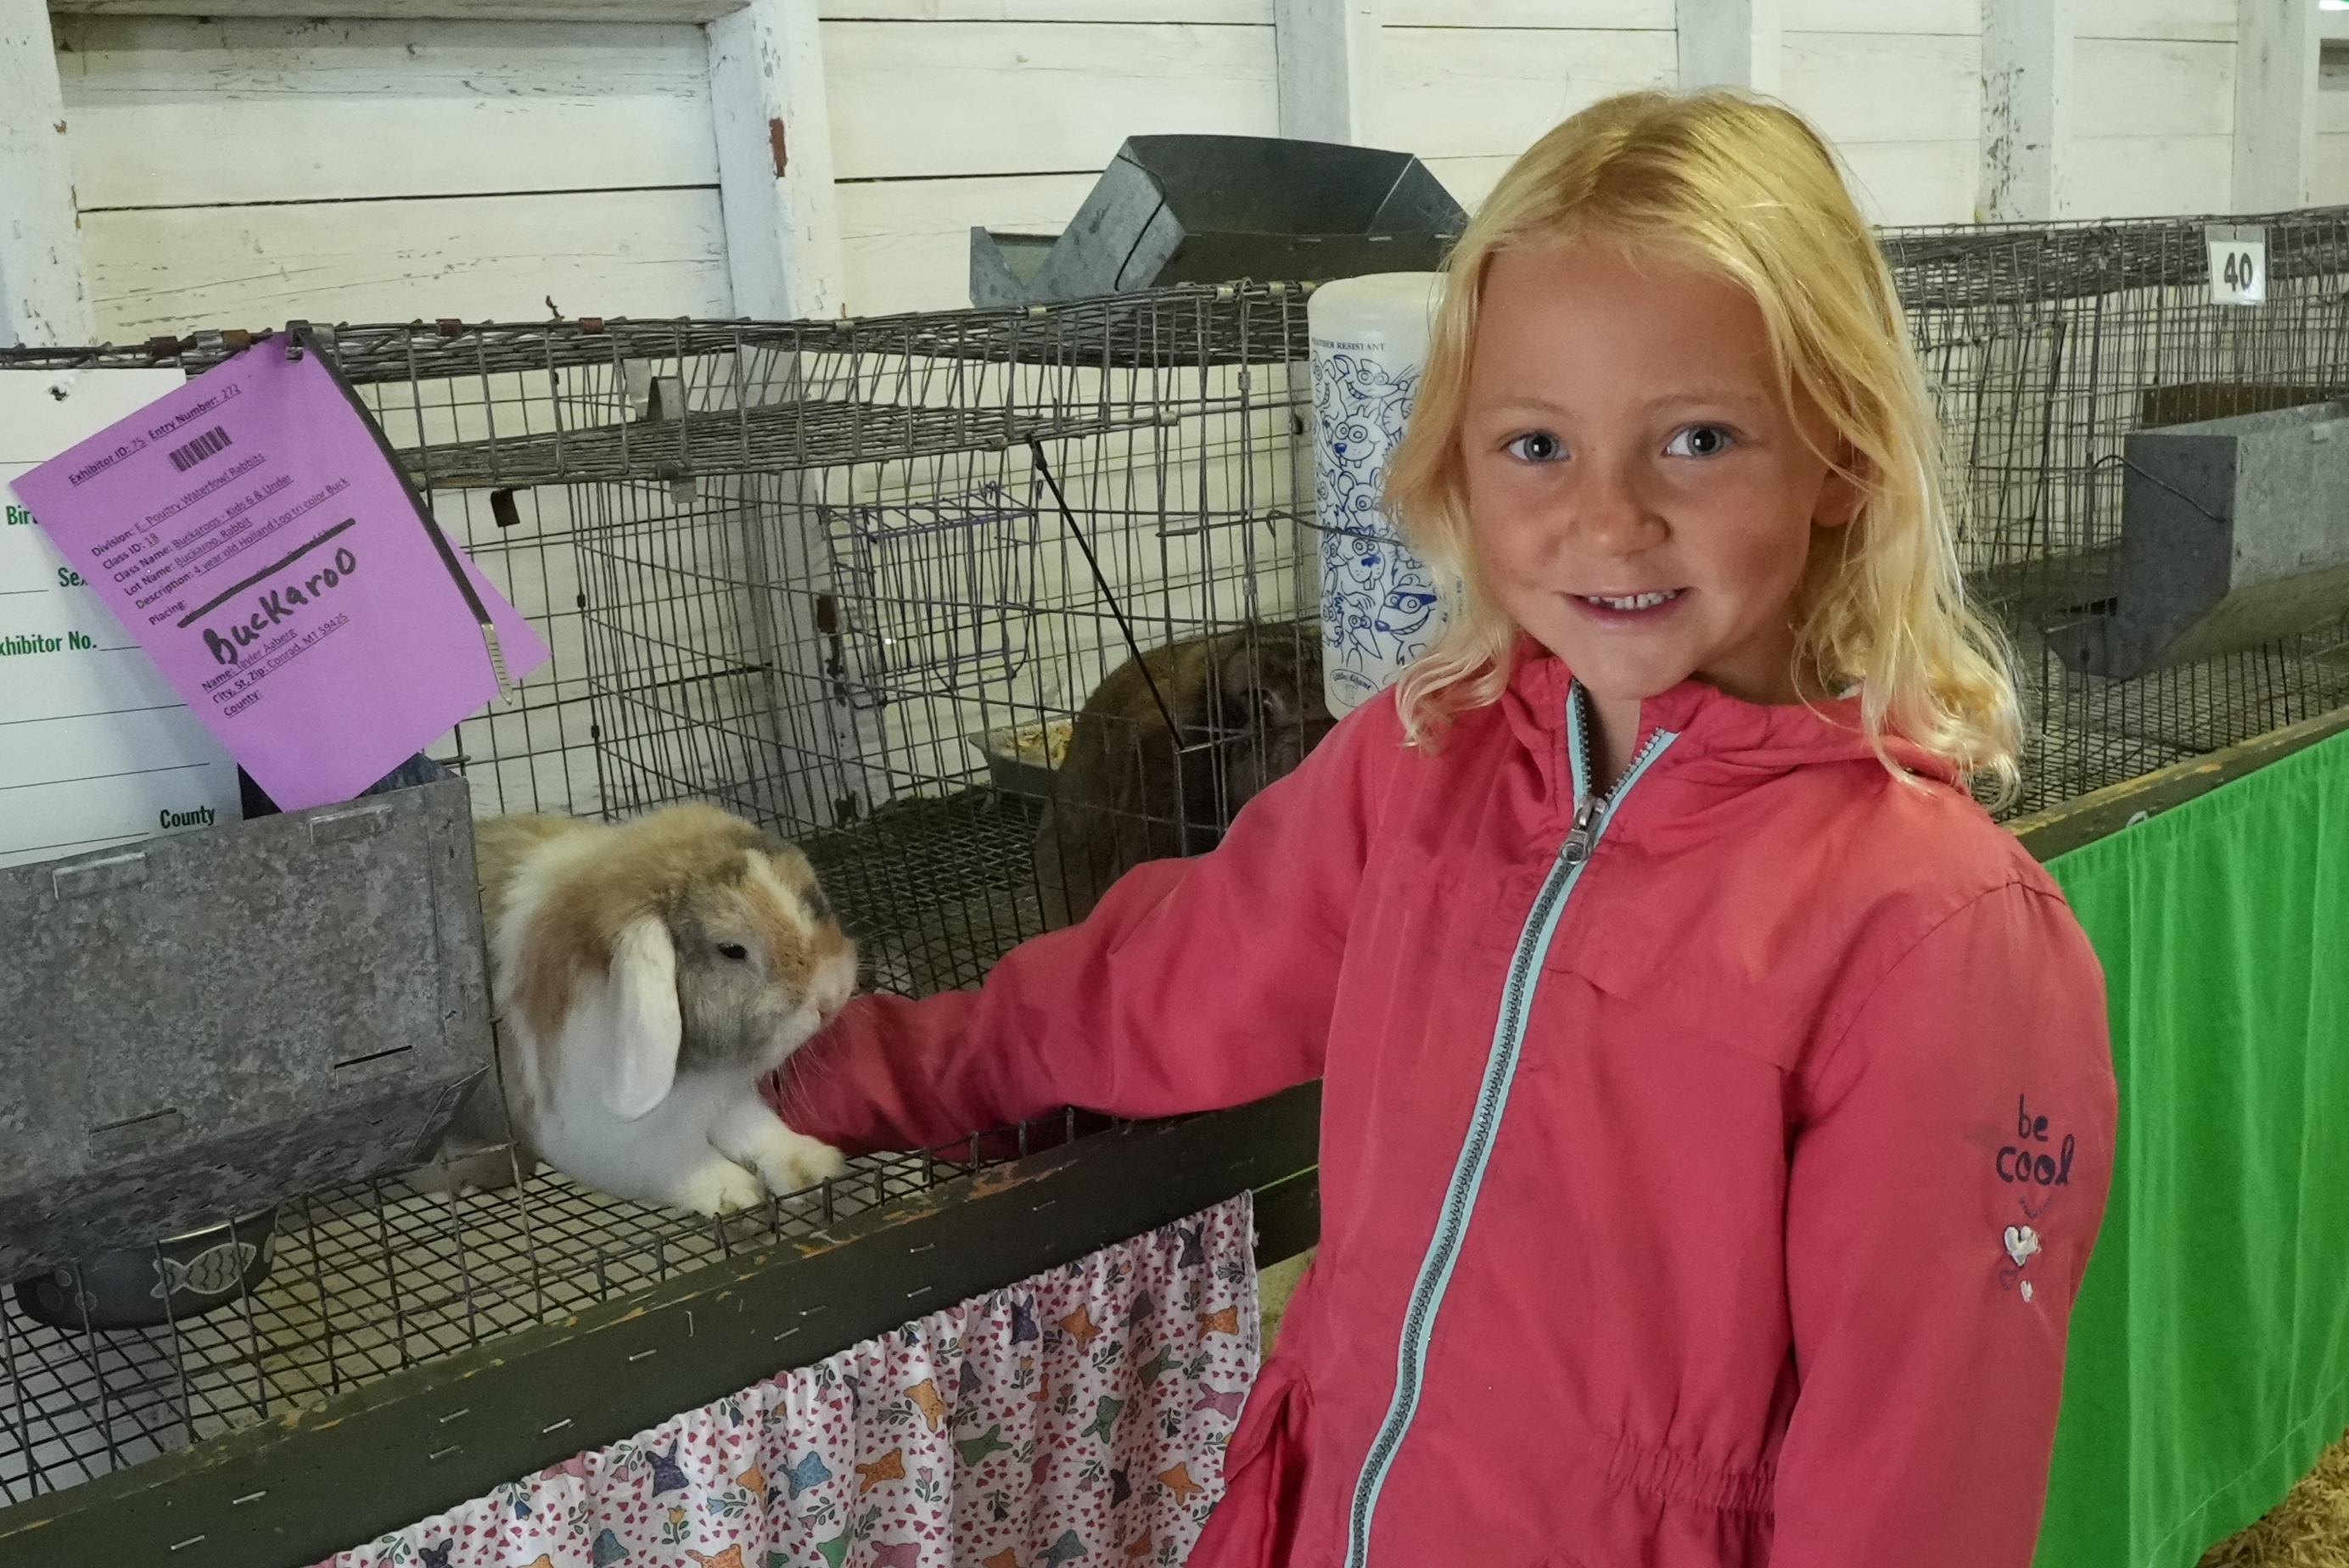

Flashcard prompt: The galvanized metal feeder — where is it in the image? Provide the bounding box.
[0,774,491,1280]
[2049,400,2349,679]
[968,133,1466,305]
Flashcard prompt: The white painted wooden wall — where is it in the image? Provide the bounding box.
[2070,0,2236,217]
[53,14,734,339]
[1371,2,1673,216]
[822,0,1277,317]
[12,0,2349,338]
[1779,0,1977,227]
[2322,27,2349,204]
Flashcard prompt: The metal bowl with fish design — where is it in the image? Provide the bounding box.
[10,1210,279,1331]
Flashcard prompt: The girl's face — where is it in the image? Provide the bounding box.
[1460,238,1858,712]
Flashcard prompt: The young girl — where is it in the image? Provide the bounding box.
[770,91,2116,1568]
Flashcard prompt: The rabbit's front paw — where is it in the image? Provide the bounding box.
[673,1158,765,1216]
[751,1125,846,1196]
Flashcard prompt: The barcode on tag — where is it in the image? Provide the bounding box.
[2206,225,2267,306]
[167,426,233,472]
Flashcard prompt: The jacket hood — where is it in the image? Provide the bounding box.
[1494,640,1960,815]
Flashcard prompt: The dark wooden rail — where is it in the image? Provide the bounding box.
[0,1084,1322,1568]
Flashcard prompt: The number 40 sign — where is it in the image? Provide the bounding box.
[2207,223,2267,307]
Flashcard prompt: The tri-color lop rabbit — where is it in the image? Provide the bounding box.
[429,802,855,1215]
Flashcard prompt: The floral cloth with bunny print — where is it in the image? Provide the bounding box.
[315,1196,1257,1568]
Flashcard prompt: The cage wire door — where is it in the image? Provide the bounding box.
[8,206,2349,1540]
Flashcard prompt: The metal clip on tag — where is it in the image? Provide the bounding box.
[483,623,514,703]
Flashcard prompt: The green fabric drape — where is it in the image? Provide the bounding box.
[2036,730,2349,1568]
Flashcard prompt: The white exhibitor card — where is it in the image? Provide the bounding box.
[3,369,243,869]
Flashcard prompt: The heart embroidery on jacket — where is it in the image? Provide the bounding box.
[2004,1224,2042,1268]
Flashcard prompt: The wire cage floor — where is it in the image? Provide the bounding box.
[7,205,2349,1526]
[0,1118,1107,1509]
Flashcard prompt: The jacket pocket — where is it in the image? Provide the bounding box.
[1191,1359,1314,1568]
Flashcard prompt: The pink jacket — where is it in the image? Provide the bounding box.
[772,647,2117,1568]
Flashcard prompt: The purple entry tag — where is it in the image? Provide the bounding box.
[12,340,548,810]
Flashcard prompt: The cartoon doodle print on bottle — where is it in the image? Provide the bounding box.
[1996,1095,2075,1302]
[1314,348,1444,709]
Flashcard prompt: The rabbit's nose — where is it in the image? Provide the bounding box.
[810,951,856,1021]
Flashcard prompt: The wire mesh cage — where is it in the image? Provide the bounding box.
[8,207,2349,1526]
[336,286,1324,995]
[1,285,1320,1517]
[1884,209,2349,813]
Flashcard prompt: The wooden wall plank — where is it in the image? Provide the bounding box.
[1782,0,1969,32]
[2071,0,2234,43]
[1679,0,1782,94]
[1275,0,1378,143]
[56,0,747,18]
[2314,131,2349,204]
[0,0,93,344]
[2065,134,2233,217]
[1780,31,1977,145]
[2065,26,2248,218]
[821,0,1270,17]
[1835,137,1976,225]
[1980,0,2071,222]
[53,12,713,97]
[837,170,1095,314]
[1379,0,1668,24]
[84,187,732,339]
[1377,24,1674,160]
[709,0,846,319]
[67,98,713,210]
[2073,37,2232,140]
[54,14,737,349]
[821,19,1278,180]
[2234,0,2318,210]
[54,15,717,208]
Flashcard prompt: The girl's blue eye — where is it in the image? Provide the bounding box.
[1664,424,1735,458]
[1505,431,1565,463]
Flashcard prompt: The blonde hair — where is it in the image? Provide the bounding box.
[1385,89,2019,798]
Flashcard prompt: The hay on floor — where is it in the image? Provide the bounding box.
[2199,1430,2349,1568]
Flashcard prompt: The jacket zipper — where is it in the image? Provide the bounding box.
[1562,678,1607,861]
[1343,683,1677,1568]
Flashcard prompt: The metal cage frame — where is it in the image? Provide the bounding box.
[5,203,2349,1563]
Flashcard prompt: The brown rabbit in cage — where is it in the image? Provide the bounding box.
[1033,623,1337,927]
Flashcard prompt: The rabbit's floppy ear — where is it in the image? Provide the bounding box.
[601,915,682,1120]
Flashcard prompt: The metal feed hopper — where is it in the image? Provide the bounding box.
[0,776,491,1277]
[2049,400,2349,680]
[969,134,1466,305]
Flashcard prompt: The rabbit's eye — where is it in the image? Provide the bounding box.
[717,943,749,961]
